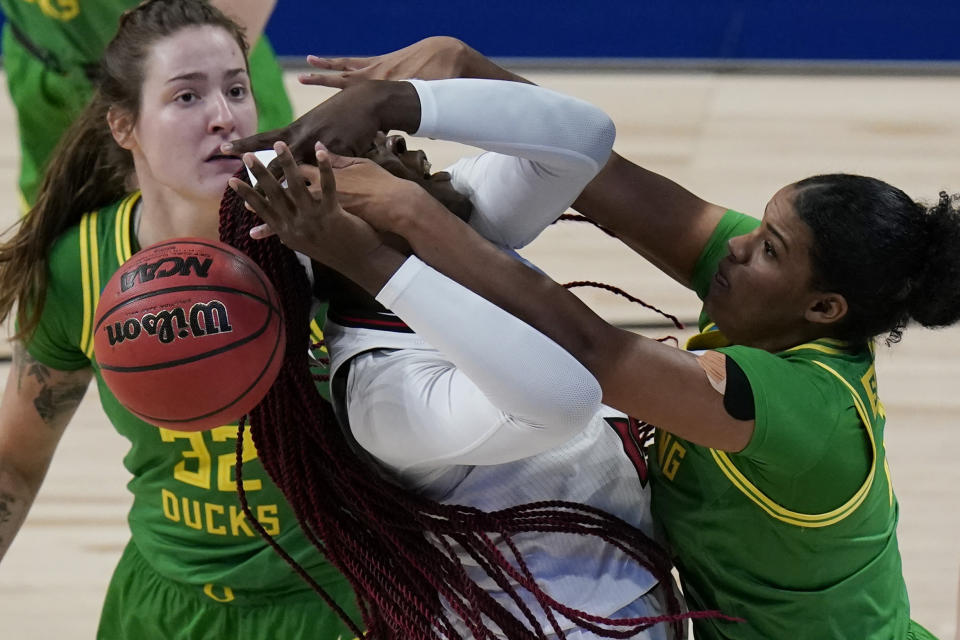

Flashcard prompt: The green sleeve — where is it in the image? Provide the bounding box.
[690,210,760,300]
[25,228,90,371]
[717,345,871,511]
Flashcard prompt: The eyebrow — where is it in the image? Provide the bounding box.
[167,68,247,83]
[767,223,789,252]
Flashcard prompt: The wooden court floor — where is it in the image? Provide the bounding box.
[0,69,958,638]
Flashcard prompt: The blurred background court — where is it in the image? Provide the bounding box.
[1,1,959,637]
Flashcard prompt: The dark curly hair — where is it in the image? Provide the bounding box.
[794,174,960,344]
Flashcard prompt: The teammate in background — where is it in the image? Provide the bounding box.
[0,2,358,638]
[231,38,954,640]
[227,79,691,638]
[0,0,292,208]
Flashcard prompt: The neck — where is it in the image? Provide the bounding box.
[740,325,829,353]
[136,185,221,249]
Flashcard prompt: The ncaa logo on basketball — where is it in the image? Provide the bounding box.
[119,255,213,292]
[105,300,234,346]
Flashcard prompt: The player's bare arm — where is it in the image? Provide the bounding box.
[0,342,91,561]
[572,154,728,288]
[235,145,753,453]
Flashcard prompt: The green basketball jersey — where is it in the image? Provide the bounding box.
[0,0,128,66]
[27,193,345,603]
[650,210,910,639]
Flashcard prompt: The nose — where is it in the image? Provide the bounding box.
[727,233,751,264]
[208,93,237,134]
[386,135,407,155]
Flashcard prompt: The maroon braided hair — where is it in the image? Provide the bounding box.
[219,179,728,638]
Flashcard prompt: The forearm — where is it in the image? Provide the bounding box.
[210,0,276,41]
[376,257,601,434]
[0,346,89,561]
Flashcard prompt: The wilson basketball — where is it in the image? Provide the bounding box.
[93,238,285,431]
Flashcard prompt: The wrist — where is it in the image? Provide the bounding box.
[372,80,421,134]
[389,182,446,243]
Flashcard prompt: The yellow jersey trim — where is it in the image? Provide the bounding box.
[709,359,877,528]
[309,318,326,347]
[79,210,100,359]
[114,193,139,265]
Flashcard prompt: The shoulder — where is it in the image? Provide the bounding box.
[29,198,129,367]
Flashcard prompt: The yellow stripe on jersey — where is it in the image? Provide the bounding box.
[709,359,878,528]
[309,318,325,347]
[86,211,101,360]
[114,192,140,264]
[79,210,100,359]
[783,341,849,356]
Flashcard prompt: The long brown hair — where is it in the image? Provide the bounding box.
[0,0,248,339]
[219,180,725,638]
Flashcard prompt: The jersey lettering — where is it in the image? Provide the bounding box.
[160,488,281,537]
[860,364,885,419]
[160,429,211,489]
[603,416,650,487]
[656,432,687,481]
[159,426,262,492]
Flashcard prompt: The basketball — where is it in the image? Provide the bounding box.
[93,238,286,431]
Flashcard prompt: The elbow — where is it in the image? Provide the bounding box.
[583,110,617,174]
[534,366,603,440]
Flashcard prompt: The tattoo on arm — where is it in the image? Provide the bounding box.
[0,491,14,547]
[13,342,88,426]
[0,491,13,525]
[33,383,88,425]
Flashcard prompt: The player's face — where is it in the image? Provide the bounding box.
[127,25,257,202]
[366,133,474,222]
[703,185,827,351]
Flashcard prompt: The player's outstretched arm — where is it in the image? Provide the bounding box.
[0,343,91,562]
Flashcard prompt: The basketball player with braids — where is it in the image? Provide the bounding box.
[233,40,954,640]
[225,79,699,639]
[0,2,360,638]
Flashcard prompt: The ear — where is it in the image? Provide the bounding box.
[107,106,135,150]
[805,292,848,326]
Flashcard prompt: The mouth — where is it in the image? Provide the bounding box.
[206,153,242,163]
[713,260,732,290]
